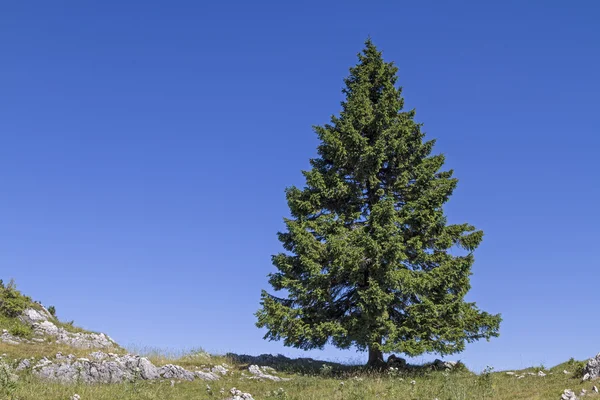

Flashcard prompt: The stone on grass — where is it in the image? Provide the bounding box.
[31,352,212,384]
[248,365,289,382]
[560,389,578,400]
[228,388,254,400]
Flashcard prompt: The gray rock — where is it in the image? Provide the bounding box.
[19,308,53,325]
[247,365,288,381]
[583,353,600,380]
[31,352,205,384]
[16,359,31,371]
[583,373,591,381]
[228,388,254,400]
[32,321,116,349]
[158,364,195,381]
[212,365,228,375]
[195,371,220,381]
[1,329,26,345]
[561,389,578,400]
[70,395,80,400]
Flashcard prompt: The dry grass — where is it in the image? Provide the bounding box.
[0,345,596,400]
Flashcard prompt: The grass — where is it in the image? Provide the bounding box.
[0,316,33,340]
[0,282,595,399]
[0,343,597,400]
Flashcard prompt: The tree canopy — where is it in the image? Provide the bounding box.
[256,40,501,367]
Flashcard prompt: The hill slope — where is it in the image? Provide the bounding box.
[1,281,599,400]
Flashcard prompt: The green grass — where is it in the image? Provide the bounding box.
[0,343,597,400]
[0,281,595,399]
[0,316,33,340]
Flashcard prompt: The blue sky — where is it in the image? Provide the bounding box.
[1,1,599,372]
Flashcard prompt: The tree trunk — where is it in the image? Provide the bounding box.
[367,345,385,368]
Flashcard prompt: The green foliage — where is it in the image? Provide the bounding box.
[0,279,32,318]
[47,306,56,317]
[257,39,501,365]
[0,362,18,398]
[8,323,32,339]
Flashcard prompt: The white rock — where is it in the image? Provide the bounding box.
[212,365,228,375]
[582,373,590,381]
[561,389,578,400]
[247,365,289,381]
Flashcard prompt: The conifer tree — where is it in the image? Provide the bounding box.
[256,40,501,367]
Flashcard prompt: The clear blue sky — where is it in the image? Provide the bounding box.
[1,1,599,372]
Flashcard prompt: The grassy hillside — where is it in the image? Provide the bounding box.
[0,341,595,400]
[0,281,596,399]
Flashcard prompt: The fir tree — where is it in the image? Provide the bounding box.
[256,40,501,367]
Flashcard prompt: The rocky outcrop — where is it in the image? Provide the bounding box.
[1,307,118,349]
[583,352,600,381]
[19,308,53,325]
[33,320,116,349]
[0,329,23,345]
[29,351,220,384]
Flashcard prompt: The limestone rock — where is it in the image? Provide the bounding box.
[0,329,23,345]
[248,365,288,381]
[228,388,254,400]
[19,308,53,325]
[212,365,229,375]
[32,321,116,349]
[158,364,195,381]
[195,371,221,381]
[561,389,578,400]
[31,352,209,384]
[583,353,600,380]
[15,359,31,371]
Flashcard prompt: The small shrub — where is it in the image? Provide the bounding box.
[47,306,56,317]
[452,360,470,373]
[319,364,333,377]
[0,363,18,397]
[0,280,32,318]
[477,365,495,399]
[8,323,32,338]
